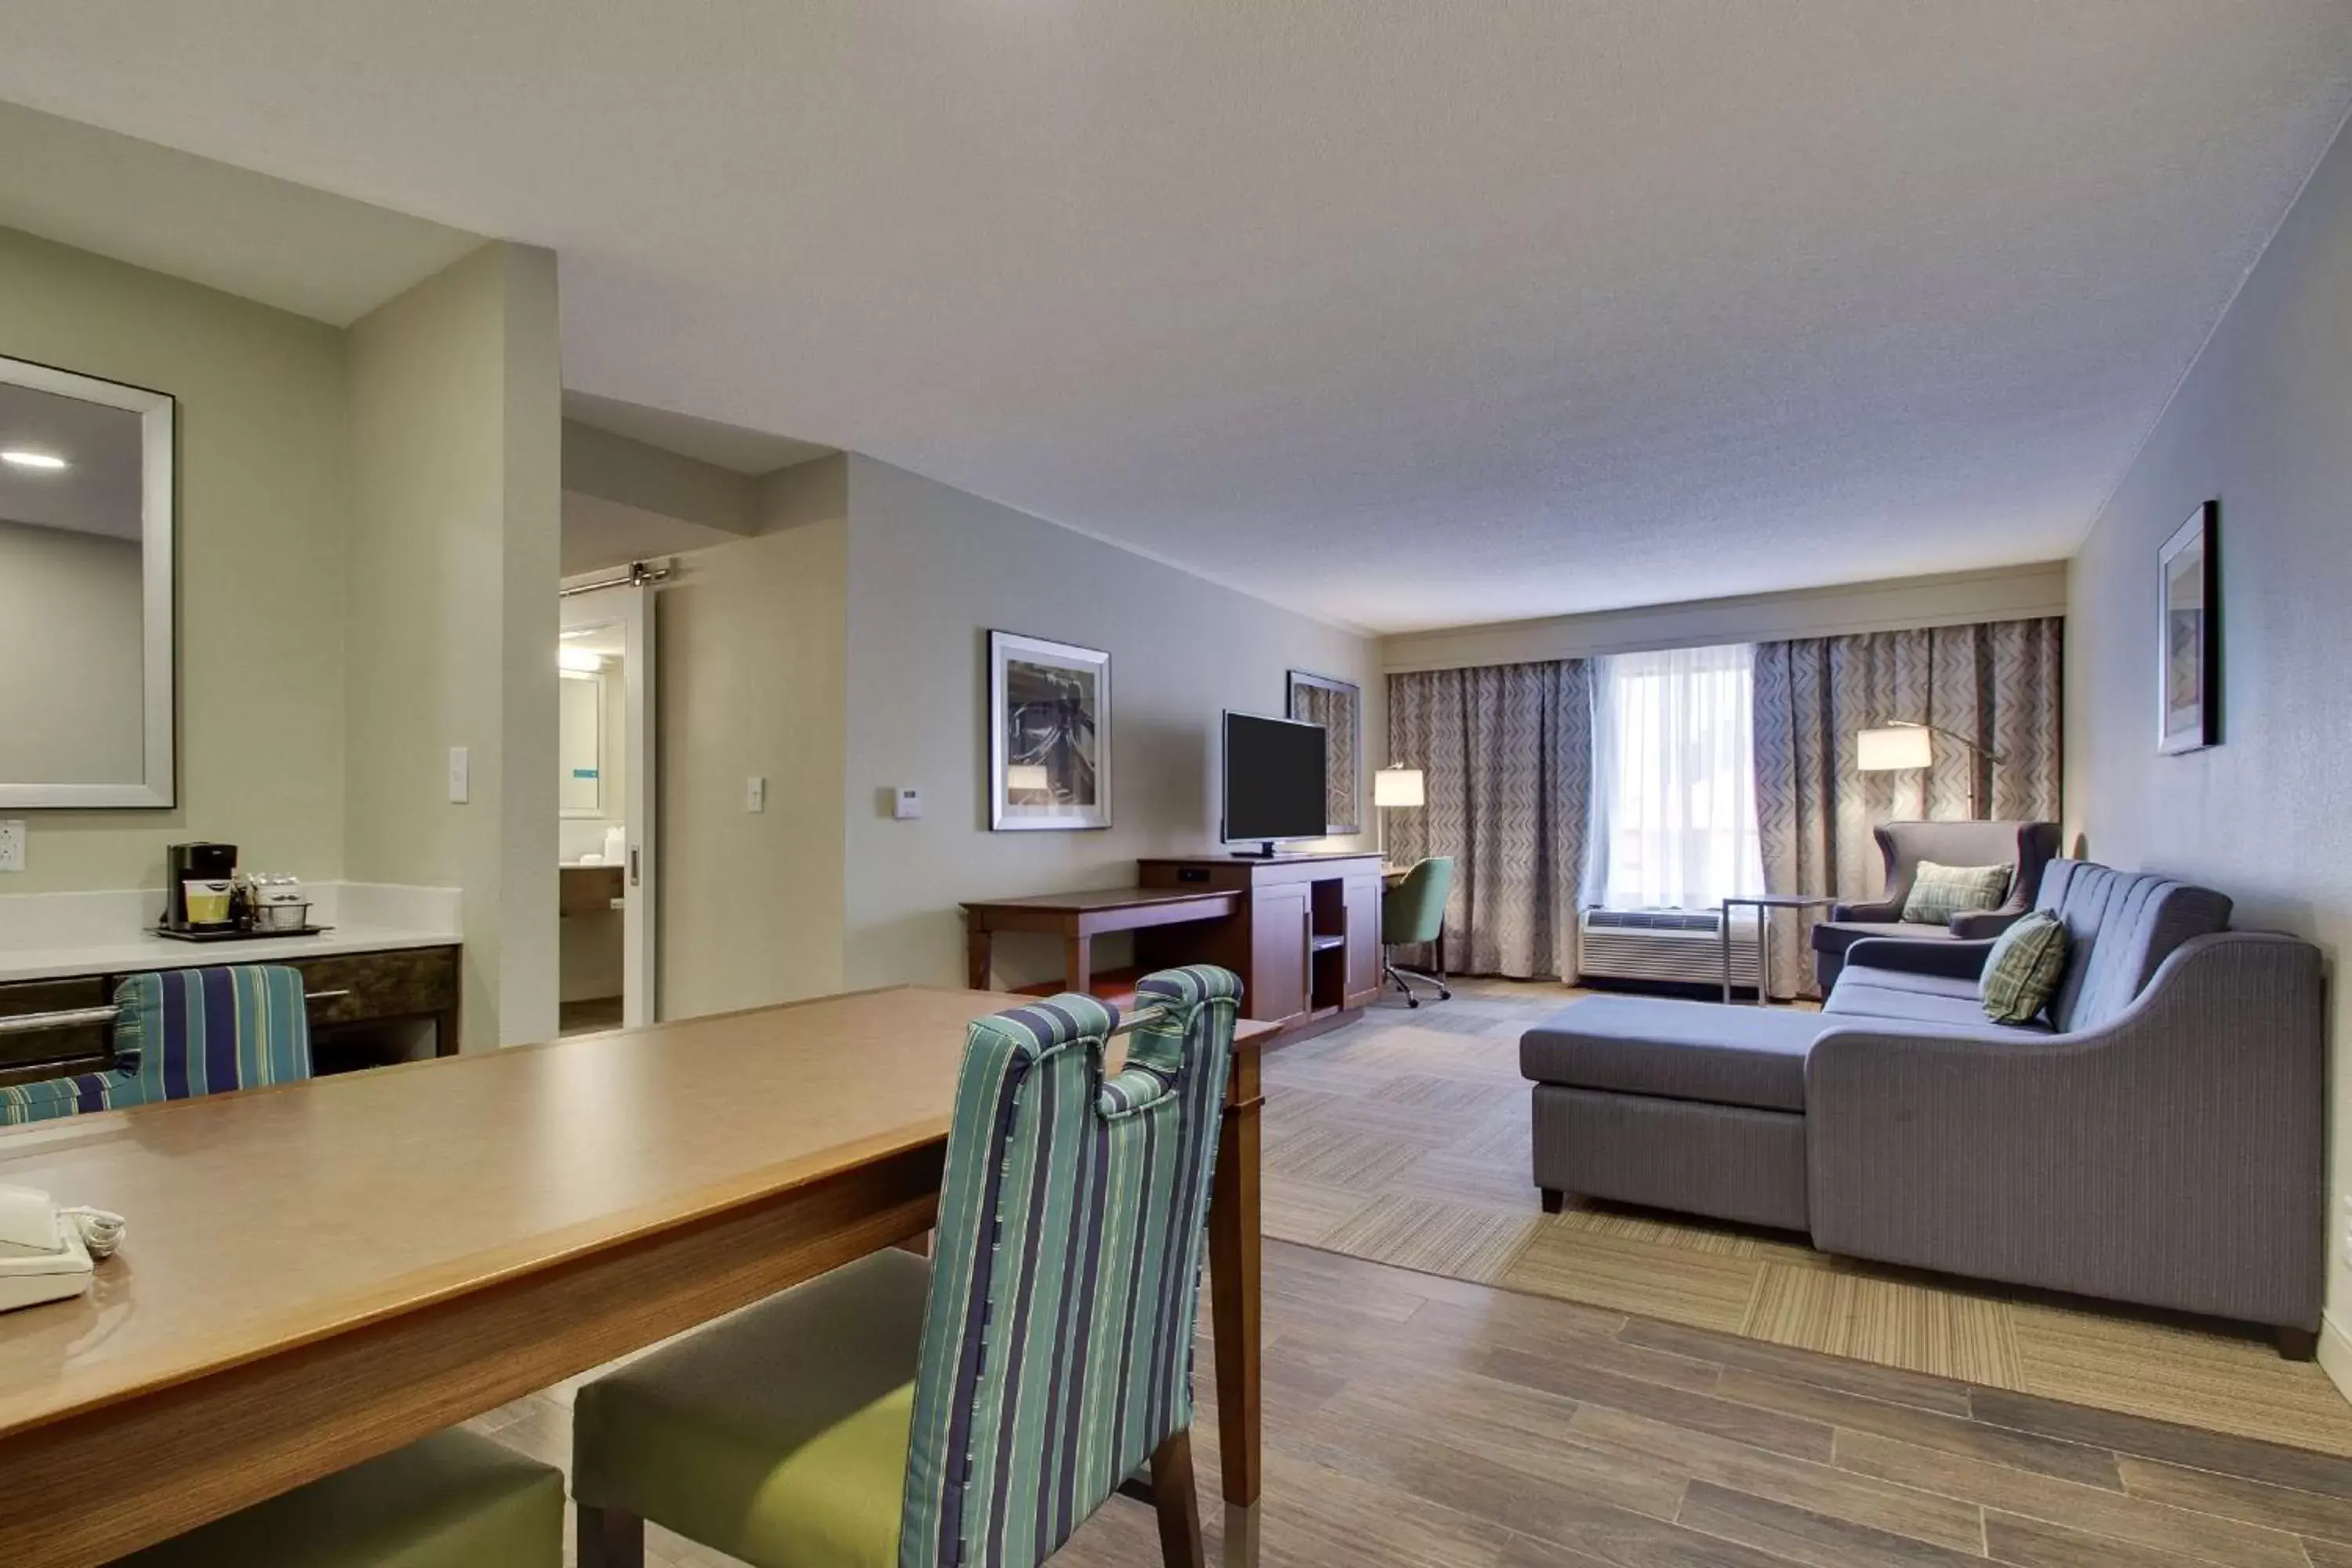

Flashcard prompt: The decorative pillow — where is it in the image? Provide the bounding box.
[1980,911,2070,1025]
[1902,861,2013,926]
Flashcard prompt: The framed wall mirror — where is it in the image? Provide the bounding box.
[0,354,176,808]
[1287,669,1362,834]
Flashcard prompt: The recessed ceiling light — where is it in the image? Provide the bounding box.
[1,450,68,470]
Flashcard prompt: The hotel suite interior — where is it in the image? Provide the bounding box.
[6,5,2352,1566]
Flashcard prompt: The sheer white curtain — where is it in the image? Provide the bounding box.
[1584,643,1766,910]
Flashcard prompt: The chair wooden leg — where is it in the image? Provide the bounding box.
[578,1503,645,1568]
[1541,1187,1565,1215]
[1149,1428,1206,1568]
[2278,1325,2321,1361]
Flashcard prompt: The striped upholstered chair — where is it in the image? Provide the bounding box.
[572,964,1243,1568]
[0,965,311,1125]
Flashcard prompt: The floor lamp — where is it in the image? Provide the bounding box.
[1374,764,1424,859]
[1855,720,2002,819]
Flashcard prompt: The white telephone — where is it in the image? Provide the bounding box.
[0,1183,125,1314]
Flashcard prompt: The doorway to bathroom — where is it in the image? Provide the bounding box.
[558,577,657,1033]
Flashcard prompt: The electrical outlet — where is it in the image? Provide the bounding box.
[0,820,22,873]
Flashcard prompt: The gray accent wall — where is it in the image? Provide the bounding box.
[2067,109,2352,1375]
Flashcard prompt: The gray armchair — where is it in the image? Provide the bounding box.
[1809,819,2060,993]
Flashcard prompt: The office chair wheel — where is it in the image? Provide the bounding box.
[1439,986,1452,1001]
[1406,994,1420,1009]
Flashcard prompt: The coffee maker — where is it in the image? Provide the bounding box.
[164,842,240,932]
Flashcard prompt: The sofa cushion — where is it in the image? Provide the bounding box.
[2036,861,2233,1032]
[1521,996,1824,1112]
[1901,862,2013,925]
[1825,967,2054,1035]
[1980,911,2069,1025]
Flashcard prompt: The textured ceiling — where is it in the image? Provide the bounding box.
[3,4,2350,632]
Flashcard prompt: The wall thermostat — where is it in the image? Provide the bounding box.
[891,786,924,821]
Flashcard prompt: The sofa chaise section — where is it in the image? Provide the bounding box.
[1523,1000,1821,1232]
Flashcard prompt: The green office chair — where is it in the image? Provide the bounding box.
[1383,856,1455,1007]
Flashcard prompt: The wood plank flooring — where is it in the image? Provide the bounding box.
[1269,978,2352,1455]
[477,1238,2352,1566]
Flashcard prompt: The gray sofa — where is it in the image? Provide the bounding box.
[1809,819,2062,993]
[1522,859,2327,1353]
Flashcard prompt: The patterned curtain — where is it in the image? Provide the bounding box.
[1751,616,2064,996]
[1386,659,1590,980]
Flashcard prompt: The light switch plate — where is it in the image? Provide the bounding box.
[746,776,767,813]
[447,747,470,804]
[0,821,23,873]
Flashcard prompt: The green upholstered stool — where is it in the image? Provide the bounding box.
[1381,855,1455,1006]
[573,965,1243,1568]
[115,1428,562,1566]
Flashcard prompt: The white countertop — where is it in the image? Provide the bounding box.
[0,884,462,985]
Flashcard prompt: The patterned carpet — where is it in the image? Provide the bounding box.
[1266,977,2352,1456]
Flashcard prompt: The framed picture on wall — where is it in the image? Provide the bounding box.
[1286,669,1362,834]
[989,630,1112,829]
[2158,500,2219,755]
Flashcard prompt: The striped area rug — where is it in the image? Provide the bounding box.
[1269,978,2352,1457]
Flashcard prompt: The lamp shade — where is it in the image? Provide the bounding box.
[1374,765,1425,808]
[1856,725,1933,772]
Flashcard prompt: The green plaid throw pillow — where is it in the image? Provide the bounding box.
[1901,861,2013,925]
[1980,911,2069,1025]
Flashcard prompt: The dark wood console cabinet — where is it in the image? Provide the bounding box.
[0,945,461,1089]
[1135,853,1385,1034]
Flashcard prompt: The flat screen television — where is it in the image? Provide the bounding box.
[1222,710,1327,855]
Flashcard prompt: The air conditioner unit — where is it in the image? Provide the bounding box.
[1577,908,1760,989]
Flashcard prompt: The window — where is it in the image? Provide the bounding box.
[1584,643,1764,909]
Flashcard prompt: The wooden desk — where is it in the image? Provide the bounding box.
[962,885,1240,997]
[967,854,1387,1039]
[0,986,1276,1566]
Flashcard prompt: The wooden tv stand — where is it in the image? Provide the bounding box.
[1139,853,1385,1035]
[960,852,1385,1036]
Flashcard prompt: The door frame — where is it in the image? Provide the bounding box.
[561,583,658,1026]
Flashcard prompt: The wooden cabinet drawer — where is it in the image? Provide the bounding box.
[0,976,112,1080]
[287,946,459,1030]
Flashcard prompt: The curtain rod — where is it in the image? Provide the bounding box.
[560,561,673,598]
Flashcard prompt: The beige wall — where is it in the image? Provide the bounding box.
[0,224,350,891]
[1383,561,2068,673]
[840,456,1383,990]
[2067,118,2352,1382]
[0,521,143,784]
[344,242,561,1047]
[655,493,850,1018]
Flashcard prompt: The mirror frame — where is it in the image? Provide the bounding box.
[0,354,176,809]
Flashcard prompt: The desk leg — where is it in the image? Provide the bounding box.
[1208,1051,1262,1529]
[967,928,994,992]
[1064,932,1092,995]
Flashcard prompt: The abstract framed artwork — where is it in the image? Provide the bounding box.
[2158,499,2219,755]
[1286,669,1362,834]
[989,630,1112,829]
